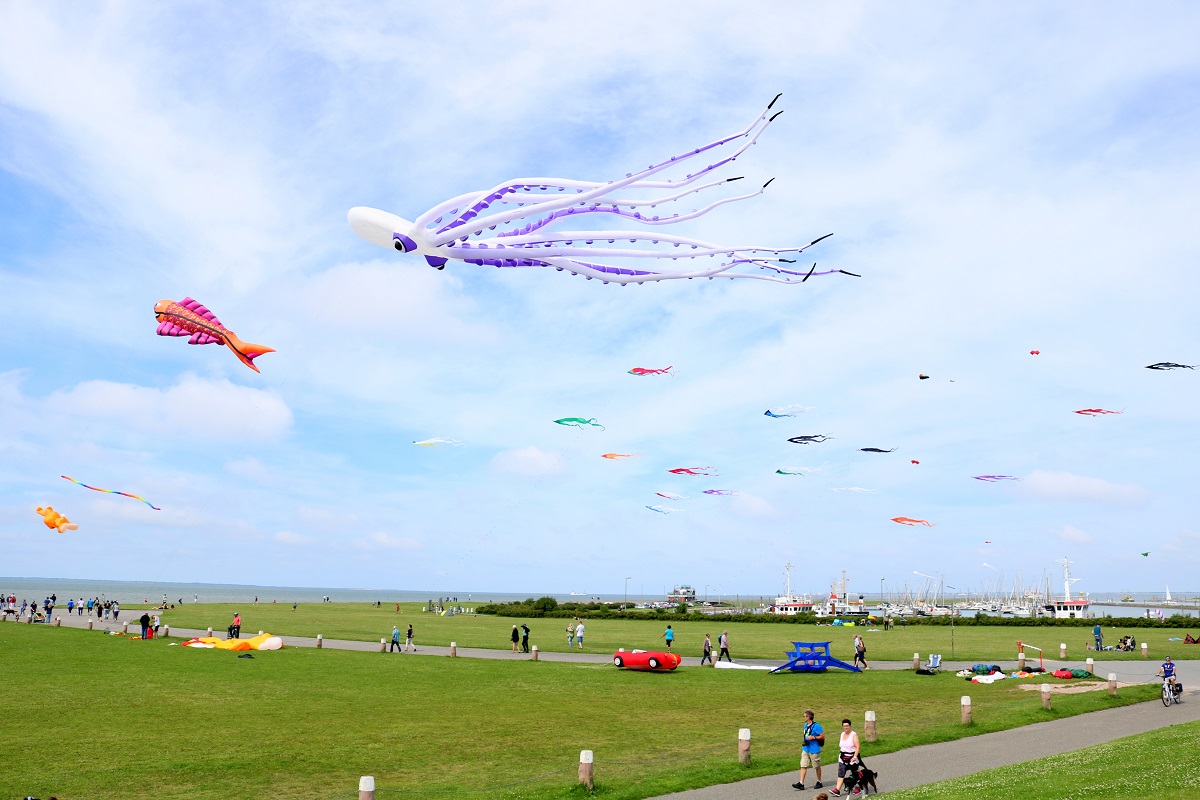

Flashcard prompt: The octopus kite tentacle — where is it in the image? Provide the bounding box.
[349,95,851,285]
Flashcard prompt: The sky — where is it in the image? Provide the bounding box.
[2,2,1199,600]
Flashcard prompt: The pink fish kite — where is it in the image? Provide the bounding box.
[668,467,718,476]
[154,298,274,372]
[629,366,673,376]
[891,516,934,527]
[601,452,640,460]
[703,489,737,496]
[1074,408,1123,416]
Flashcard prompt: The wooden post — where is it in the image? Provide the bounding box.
[578,750,594,789]
[738,728,751,765]
[913,652,921,670]
[316,634,323,649]
[55,616,61,627]
[1108,672,1118,696]
[960,696,972,725]
[1085,657,1094,676]
[1018,651,1026,671]
[531,645,539,661]
[358,775,375,800]
[122,622,129,635]
[379,638,386,652]
[1041,683,1052,710]
[258,630,264,636]
[1141,642,1148,659]
[450,641,457,657]
[207,627,213,637]
[864,710,877,743]
[1059,642,1067,659]
[87,619,93,630]
[163,625,170,638]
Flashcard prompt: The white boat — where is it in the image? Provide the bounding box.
[1164,585,1179,606]
[773,563,815,616]
[813,570,869,618]
[1044,558,1090,619]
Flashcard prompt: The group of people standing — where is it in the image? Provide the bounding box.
[2,594,122,621]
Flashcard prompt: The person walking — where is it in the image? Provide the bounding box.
[566,620,576,649]
[792,709,825,790]
[390,625,402,652]
[112,600,120,621]
[405,624,415,652]
[830,718,861,796]
[718,630,732,662]
[575,620,585,649]
[700,633,713,666]
[1093,622,1103,651]
[520,623,530,653]
[511,625,521,652]
[853,633,869,670]
[663,624,675,652]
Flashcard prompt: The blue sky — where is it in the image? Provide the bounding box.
[2,3,1199,599]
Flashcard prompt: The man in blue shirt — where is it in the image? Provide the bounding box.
[1159,656,1177,692]
[793,709,824,790]
[1092,623,1103,651]
[662,625,675,652]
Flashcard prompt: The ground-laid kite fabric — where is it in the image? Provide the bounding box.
[153,297,274,373]
[348,96,859,285]
[61,475,160,510]
[36,506,78,532]
[181,633,284,651]
[628,366,673,376]
[892,516,934,526]
[554,417,605,430]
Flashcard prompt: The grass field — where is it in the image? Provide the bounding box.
[138,601,1200,663]
[0,621,1158,800]
[884,719,1200,800]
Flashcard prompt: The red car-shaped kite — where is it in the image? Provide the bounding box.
[612,650,682,671]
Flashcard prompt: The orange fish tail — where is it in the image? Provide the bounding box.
[225,333,275,373]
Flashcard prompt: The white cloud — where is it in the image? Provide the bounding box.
[353,532,420,551]
[1022,470,1148,506]
[1058,525,1092,545]
[490,447,566,478]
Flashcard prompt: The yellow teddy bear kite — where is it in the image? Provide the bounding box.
[36,506,78,533]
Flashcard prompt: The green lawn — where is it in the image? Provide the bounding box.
[884,720,1200,800]
[0,622,1157,800]
[139,601,1200,663]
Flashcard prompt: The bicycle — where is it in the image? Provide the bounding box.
[1162,678,1180,707]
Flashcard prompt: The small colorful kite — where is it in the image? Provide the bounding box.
[1074,408,1123,416]
[628,366,673,376]
[1145,362,1196,370]
[764,405,813,418]
[973,475,1018,482]
[984,540,992,544]
[703,489,737,496]
[554,417,605,430]
[646,505,683,514]
[918,374,930,380]
[1030,350,1040,355]
[860,447,896,453]
[668,467,718,476]
[601,452,639,460]
[413,438,464,447]
[153,297,274,373]
[655,492,687,500]
[1140,552,1150,557]
[775,468,811,476]
[911,460,920,465]
[891,516,934,527]
[36,506,78,533]
[61,475,160,510]
[788,435,833,445]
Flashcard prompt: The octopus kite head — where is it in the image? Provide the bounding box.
[348,207,419,251]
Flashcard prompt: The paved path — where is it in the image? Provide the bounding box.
[17,612,1198,798]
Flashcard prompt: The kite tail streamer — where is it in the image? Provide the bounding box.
[61,475,161,510]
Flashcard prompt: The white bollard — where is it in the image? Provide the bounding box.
[55,616,61,627]
[1042,683,1052,710]
[379,638,386,652]
[358,775,376,800]
[207,627,213,637]
[122,622,129,635]
[1018,651,1026,671]
[1085,657,1094,676]
[450,641,457,657]
[162,625,169,638]
[913,651,921,670]
[1108,672,1117,696]
[258,630,264,636]
[738,728,751,765]
[1059,642,1067,659]
[316,634,323,649]
[1141,642,1149,659]
[531,645,539,661]
[961,696,972,725]
[578,750,594,789]
[865,710,877,742]
[87,619,93,630]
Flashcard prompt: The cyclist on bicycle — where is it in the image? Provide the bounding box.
[1158,656,1177,691]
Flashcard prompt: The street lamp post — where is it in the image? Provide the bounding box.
[880,577,885,605]
[624,577,631,612]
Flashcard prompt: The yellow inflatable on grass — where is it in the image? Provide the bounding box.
[182,632,284,651]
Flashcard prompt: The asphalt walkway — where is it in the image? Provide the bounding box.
[15,612,1197,798]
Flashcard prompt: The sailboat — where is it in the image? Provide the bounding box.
[1164,585,1179,606]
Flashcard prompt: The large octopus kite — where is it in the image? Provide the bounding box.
[348,95,854,285]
